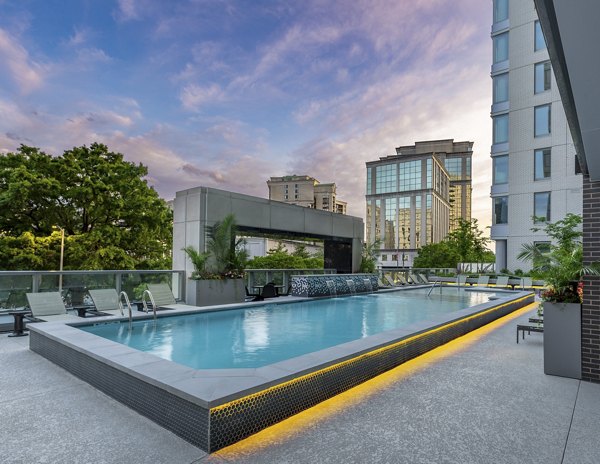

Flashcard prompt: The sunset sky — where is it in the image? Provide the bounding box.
[0,0,493,230]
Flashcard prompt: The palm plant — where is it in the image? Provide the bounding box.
[518,213,599,302]
[183,214,248,279]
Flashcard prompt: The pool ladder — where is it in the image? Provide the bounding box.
[141,289,157,320]
[427,280,442,296]
[118,291,133,328]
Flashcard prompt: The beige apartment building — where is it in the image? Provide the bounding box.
[267,175,347,214]
[366,139,473,268]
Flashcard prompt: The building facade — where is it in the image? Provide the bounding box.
[366,140,472,268]
[267,175,347,214]
[490,0,582,272]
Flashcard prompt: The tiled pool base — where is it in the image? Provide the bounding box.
[29,291,534,452]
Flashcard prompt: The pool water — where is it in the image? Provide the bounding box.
[81,288,496,369]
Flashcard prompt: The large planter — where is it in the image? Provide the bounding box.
[186,278,245,307]
[543,301,582,379]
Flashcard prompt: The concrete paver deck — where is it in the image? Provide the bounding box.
[1,303,599,463]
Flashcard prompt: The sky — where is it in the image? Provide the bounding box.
[0,0,493,231]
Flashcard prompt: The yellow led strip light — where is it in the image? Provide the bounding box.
[211,294,532,414]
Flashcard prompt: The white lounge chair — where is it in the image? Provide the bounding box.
[87,289,132,316]
[26,292,83,322]
[456,275,467,286]
[476,275,490,287]
[520,277,533,290]
[144,283,190,310]
[495,275,510,289]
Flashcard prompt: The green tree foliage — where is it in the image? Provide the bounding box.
[246,243,323,269]
[413,219,494,269]
[0,143,172,270]
[413,241,460,269]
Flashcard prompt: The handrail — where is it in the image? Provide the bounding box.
[118,291,133,327]
[141,289,157,320]
[427,280,442,296]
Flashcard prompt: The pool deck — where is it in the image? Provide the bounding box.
[1,302,600,463]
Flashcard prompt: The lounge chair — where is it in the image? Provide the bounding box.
[87,289,132,316]
[382,274,397,286]
[25,292,92,322]
[145,283,185,310]
[456,275,467,286]
[408,273,423,284]
[495,275,510,289]
[476,275,490,287]
[520,277,533,290]
[416,273,430,284]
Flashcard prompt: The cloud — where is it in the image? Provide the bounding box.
[0,28,44,94]
[76,47,112,63]
[114,0,140,21]
[180,83,225,111]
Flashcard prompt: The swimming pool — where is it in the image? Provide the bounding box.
[29,287,534,452]
[81,289,496,369]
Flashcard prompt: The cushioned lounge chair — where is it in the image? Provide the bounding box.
[25,292,91,322]
[87,289,132,316]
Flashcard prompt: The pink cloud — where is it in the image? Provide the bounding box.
[0,28,44,94]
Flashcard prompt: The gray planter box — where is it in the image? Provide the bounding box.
[186,278,245,307]
[543,301,581,379]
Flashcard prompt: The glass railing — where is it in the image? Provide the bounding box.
[0,270,185,312]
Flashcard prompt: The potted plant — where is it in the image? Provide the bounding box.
[518,213,599,379]
[183,214,249,306]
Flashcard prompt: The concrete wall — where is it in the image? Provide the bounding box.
[173,186,363,276]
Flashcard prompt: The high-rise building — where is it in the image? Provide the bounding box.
[365,139,472,267]
[267,175,347,214]
[490,0,582,271]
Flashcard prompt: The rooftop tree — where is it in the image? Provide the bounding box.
[0,143,172,270]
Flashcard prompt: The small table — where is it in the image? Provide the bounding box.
[71,305,95,317]
[8,310,30,337]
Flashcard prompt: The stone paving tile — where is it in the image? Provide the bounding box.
[2,304,599,463]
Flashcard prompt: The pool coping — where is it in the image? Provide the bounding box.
[29,288,534,451]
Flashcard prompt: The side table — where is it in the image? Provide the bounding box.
[8,310,30,337]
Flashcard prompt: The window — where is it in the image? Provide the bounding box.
[493,32,509,63]
[534,148,551,180]
[375,164,397,193]
[494,196,508,224]
[534,61,551,93]
[398,160,421,192]
[533,241,551,267]
[381,254,388,262]
[493,155,509,184]
[534,192,551,222]
[534,21,546,51]
[493,73,509,103]
[391,254,398,261]
[366,167,372,195]
[284,194,288,200]
[534,104,551,137]
[445,158,462,180]
[493,0,508,23]
[493,114,509,144]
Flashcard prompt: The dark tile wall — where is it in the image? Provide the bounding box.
[582,174,600,382]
